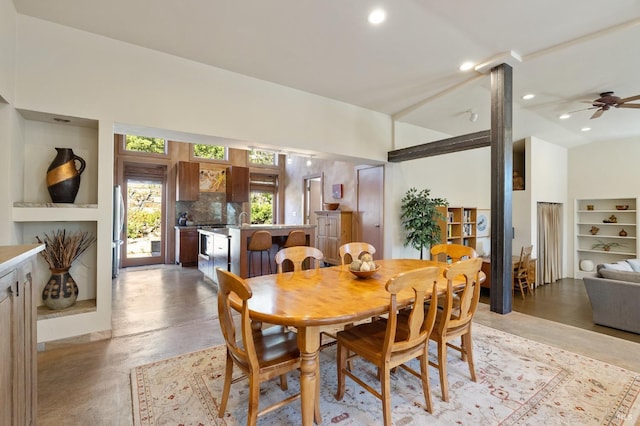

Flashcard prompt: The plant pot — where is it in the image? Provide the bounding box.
[42,268,79,310]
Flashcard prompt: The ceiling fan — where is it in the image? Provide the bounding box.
[578,91,640,119]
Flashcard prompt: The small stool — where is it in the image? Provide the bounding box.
[283,230,307,248]
[248,231,273,277]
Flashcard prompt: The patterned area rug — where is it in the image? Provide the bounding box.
[131,323,640,425]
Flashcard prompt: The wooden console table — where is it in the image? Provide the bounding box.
[481,256,537,289]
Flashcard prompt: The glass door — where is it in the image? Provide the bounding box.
[122,170,166,267]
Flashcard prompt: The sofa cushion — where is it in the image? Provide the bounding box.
[601,261,634,271]
[599,269,640,283]
[626,259,640,272]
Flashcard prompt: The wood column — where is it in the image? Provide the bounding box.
[490,64,513,314]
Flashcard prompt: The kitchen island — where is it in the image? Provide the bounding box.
[228,224,316,278]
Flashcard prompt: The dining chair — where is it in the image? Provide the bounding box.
[430,243,478,264]
[334,266,441,425]
[428,257,483,402]
[514,245,534,299]
[274,246,324,273]
[339,242,376,265]
[216,267,320,425]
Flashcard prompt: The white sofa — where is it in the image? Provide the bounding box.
[582,259,640,334]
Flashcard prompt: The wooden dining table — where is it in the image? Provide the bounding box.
[240,258,479,425]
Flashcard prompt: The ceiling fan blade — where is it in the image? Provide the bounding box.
[618,103,640,109]
[567,106,597,114]
[619,94,640,103]
[590,109,604,119]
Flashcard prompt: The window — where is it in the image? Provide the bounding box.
[193,144,226,161]
[249,149,278,166]
[250,173,278,224]
[125,135,166,154]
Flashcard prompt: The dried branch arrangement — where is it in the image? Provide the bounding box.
[36,229,96,269]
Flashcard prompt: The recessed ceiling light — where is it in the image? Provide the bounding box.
[459,62,475,71]
[558,113,571,120]
[522,94,535,100]
[368,9,386,25]
[581,127,591,132]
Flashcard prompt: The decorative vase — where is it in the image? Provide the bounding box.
[42,268,78,310]
[619,229,628,237]
[580,259,595,272]
[46,148,86,203]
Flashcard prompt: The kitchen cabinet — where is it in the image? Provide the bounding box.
[0,245,43,426]
[175,227,198,266]
[198,229,231,284]
[315,211,352,265]
[176,161,199,201]
[226,166,249,203]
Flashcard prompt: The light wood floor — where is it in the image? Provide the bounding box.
[37,265,640,425]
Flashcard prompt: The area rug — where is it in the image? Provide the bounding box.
[131,323,640,425]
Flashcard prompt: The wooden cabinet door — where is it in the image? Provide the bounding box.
[316,213,329,257]
[226,166,249,202]
[176,161,199,201]
[176,229,198,266]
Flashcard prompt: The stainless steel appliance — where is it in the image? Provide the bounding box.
[112,185,125,278]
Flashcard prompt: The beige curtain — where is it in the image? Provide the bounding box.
[537,202,562,285]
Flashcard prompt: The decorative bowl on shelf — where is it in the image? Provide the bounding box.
[323,202,340,210]
[349,264,380,278]
[616,205,629,210]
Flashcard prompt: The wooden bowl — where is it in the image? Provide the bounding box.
[616,205,629,210]
[324,203,340,210]
[349,265,380,278]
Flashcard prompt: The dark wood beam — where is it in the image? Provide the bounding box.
[489,64,513,314]
[387,130,490,162]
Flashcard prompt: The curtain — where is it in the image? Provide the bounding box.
[537,202,562,285]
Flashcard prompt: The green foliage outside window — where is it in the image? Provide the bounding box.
[249,149,276,165]
[251,192,273,224]
[127,183,162,238]
[193,144,225,160]
[125,135,166,154]
[127,210,161,239]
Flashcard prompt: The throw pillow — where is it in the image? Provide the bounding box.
[601,261,634,271]
[626,259,640,272]
[599,269,640,283]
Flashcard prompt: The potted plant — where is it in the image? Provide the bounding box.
[400,187,448,259]
[36,229,96,310]
[591,240,624,252]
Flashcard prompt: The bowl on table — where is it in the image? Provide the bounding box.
[349,264,380,278]
[616,205,629,210]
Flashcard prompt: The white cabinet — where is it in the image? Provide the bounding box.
[575,198,638,278]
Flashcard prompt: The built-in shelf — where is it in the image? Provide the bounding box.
[37,298,97,320]
[575,197,638,277]
[13,203,99,222]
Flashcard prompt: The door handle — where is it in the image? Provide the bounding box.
[375,224,380,228]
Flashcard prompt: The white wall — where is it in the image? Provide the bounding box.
[568,135,640,275]
[387,122,492,259]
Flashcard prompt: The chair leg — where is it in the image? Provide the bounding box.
[462,332,477,382]
[279,374,288,391]
[381,367,392,426]
[419,353,433,414]
[335,343,347,401]
[438,340,449,402]
[247,374,260,426]
[218,354,234,417]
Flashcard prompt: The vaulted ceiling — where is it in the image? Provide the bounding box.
[13,0,640,148]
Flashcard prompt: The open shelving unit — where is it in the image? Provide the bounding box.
[575,197,638,279]
[437,206,477,250]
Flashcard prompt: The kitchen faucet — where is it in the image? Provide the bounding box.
[238,211,249,226]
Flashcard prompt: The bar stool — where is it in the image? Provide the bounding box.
[247,231,273,277]
[283,230,307,248]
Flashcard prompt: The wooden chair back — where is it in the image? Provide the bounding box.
[439,257,483,330]
[430,243,477,263]
[339,242,376,265]
[382,266,440,357]
[283,230,307,248]
[515,245,533,278]
[275,246,324,273]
